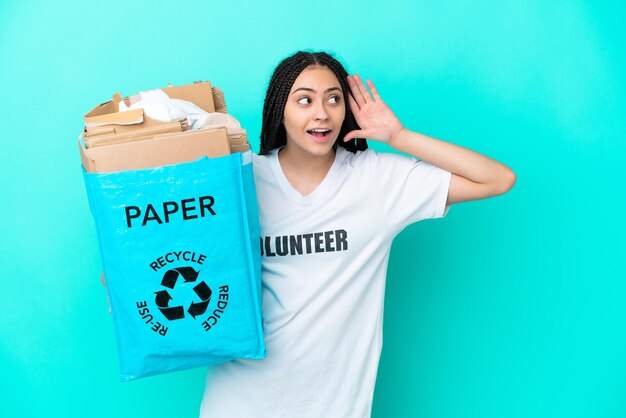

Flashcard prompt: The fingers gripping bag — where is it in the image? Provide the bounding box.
[83,151,266,381]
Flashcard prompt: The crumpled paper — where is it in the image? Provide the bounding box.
[119,89,242,133]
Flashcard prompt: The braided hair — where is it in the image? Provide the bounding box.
[259,51,368,155]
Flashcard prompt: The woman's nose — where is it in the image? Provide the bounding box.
[313,103,329,121]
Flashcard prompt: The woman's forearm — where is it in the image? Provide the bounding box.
[389,128,516,190]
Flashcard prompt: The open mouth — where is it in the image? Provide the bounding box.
[307,128,332,140]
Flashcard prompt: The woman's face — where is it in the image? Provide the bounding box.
[282,66,346,158]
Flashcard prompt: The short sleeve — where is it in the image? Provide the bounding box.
[366,150,452,232]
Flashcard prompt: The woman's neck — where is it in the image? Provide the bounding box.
[277,145,336,196]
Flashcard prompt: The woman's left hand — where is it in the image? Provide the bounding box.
[343,74,405,145]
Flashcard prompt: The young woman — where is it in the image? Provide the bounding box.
[199,51,516,417]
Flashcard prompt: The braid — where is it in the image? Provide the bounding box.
[260,51,368,155]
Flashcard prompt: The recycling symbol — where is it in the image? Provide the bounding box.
[154,267,212,321]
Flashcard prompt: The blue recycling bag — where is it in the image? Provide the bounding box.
[83,151,266,381]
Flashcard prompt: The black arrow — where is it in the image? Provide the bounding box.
[187,281,212,319]
[188,300,210,319]
[178,267,199,282]
[154,290,173,307]
[154,290,185,320]
[193,281,212,301]
[159,305,185,321]
[161,270,179,289]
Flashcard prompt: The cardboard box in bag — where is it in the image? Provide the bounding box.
[83,81,217,133]
[79,81,248,173]
[79,127,232,173]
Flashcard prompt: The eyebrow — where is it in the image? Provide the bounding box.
[290,87,342,96]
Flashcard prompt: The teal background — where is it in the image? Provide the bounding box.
[1,1,624,417]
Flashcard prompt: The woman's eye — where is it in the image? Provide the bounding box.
[328,95,340,104]
[297,97,311,105]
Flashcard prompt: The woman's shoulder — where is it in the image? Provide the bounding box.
[251,149,275,166]
[340,146,413,168]
[337,146,376,167]
[250,149,277,184]
[351,146,426,165]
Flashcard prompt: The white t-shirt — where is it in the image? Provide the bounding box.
[200,146,451,418]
